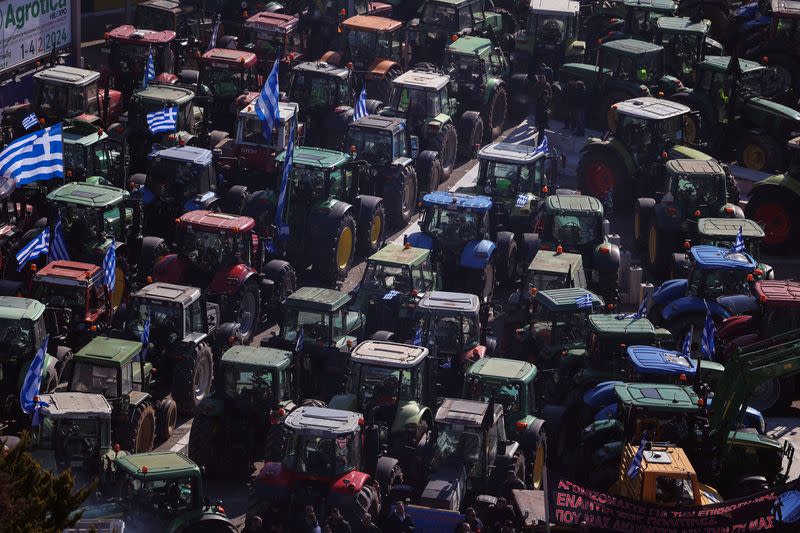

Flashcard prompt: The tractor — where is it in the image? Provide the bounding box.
[196,48,260,132]
[345,115,444,226]
[132,0,216,51]
[744,136,800,254]
[302,0,393,58]
[124,282,241,414]
[510,0,585,76]
[584,0,677,57]
[68,336,175,453]
[0,297,71,422]
[354,243,440,337]
[265,286,363,401]
[250,406,385,528]
[32,66,122,127]
[671,55,800,172]
[405,191,497,303]
[150,210,296,343]
[528,195,621,305]
[654,16,723,80]
[62,119,125,185]
[80,451,236,532]
[633,158,743,277]
[0,184,52,282]
[444,35,510,144]
[30,260,112,351]
[188,345,297,476]
[242,11,303,87]
[380,69,460,178]
[322,15,409,103]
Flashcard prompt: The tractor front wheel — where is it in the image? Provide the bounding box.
[482,84,508,143]
[458,111,484,160]
[188,413,219,474]
[468,260,495,303]
[173,343,214,415]
[129,402,156,453]
[357,201,385,256]
[738,134,781,172]
[531,427,547,490]
[496,232,518,286]
[428,122,458,179]
[227,282,261,343]
[746,189,797,255]
[317,212,357,283]
[385,165,418,227]
[156,397,177,442]
[634,198,655,251]
[416,150,443,193]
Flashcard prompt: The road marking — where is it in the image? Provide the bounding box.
[170,431,191,452]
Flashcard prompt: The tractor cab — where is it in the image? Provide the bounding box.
[342,15,408,73]
[103,26,177,99]
[217,345,292,408]
[418,191,492,252]
[526,249,586,292]
[597,39,665,88]
[199,48,259,130]
[625,344,725,385]
[584,314,667,377]
[133,0,210,43]
[305,0,392,57]
[290,61,355,115]
[32,66,121,126]
[535,195,605,256]
[346,115,417,168]
[243,11,302,77]
[695,218,766,255]
[610,97,689,166]
[384,70,456,127]
[683,245,756,301]
[444,35,508,100]
[654,17,718,79]
[619,0,677,40]
[664,159,732,221]
[127,84,197,139]
[70,337,152,405]
[414,291,485,372]
[62,120,123,184]
[518,0,583,73]
[718,280,800,350]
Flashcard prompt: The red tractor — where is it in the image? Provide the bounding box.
[195,48,260,132]
[242,11,304,88]
[32,66,123,127]
[149,210,296,343]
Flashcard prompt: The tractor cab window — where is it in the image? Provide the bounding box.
[127,299,183,341]
[363,263,412,293]
[134,6,176,32]
[348,30,382,62]
[356,363,415,407]
[0,317,36,358]
[120,474,196,517]
[415,260,436,291]
[481,161,534,197]
[535,16,568,46]
[149,159,203,201]
[36,83,86,117]
[527,270,568,292]
[224,365,275,399]
[242,114,272,145]
[285,431,360,476]
[291,73,349,109]
[71,363,119,398]
[472,380,522,415]
[251,29,282,58]
[431,313,479,352]
[292,165,328,200]
[447,53,484,84]
[389,86,437,117]
[64,143,88,176]
[423,206,480,240]
[393,129,408,159]
[654,475,695,505]
[205,63,256,97]
[531,305,589,346]
[32,280,88,311]
[283,309,331,344]
[737,70,764,98]
[59,206,102,247]
[347,127,393,165]
[437,424,485,475]
[186,300,203,334]
[551,213,597,247]
[121,361,134,395]
[774,17,800,42]
[659,32,701,77]
[672,172,724,208]
[652,116,684,144]
[114,43,151,75]
[332,308,361,339]
[423,3,457,28]
[180,228,238,268]
[49,418,108,456]
[689,266,750,300]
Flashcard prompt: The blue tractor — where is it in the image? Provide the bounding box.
[405,191,497,302]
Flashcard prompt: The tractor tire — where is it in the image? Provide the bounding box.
[683,109,705,145]
[156,397,177,442]
[225,185,249,215]
[427,121,458,179]
[188,413,219,473]
[226,282,261,343]
[646,220,678,279]
[416,150,443,193]
[139,236,169,281]
[368,66,401,104]
[577,149,630,210]
[737,133,782,172]
[357,200,386,256]
[468,259,496,303]
[263,259,296,310]
[496,231,518,286]
[670,252,690,279]
[208,130,229,149]
[316,212,357,283]
[457,111,484,160]
[365,98,384,115]
[172,343,214,415]
[749,377,786,414]
[129,402,156,453]
[375,456,404,499]
[510,73,530,117]
[745,188,797,255]
[385,165,418,227]
[482,84,508,143]
[634,198,656,251]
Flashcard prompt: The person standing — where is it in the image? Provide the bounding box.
[357,513,381,533]
[383,500,416,533]
[533,75,552,135]
[325,507,353,533]
[572,79,586,136]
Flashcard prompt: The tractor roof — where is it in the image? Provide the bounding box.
[245,11,299,33]
[350,340,428,368]
[115,452,199,479]
[656,16,710,34]
[285,286,351,312]
[135,84,195,105]
[343,15,403,33]
[588,314,656,337]
[623,0,677,12]
[36,261,103,287]
[435,398,502,427]
[279,146,350,169]
[63,120,108,147]
[0,296,45,321]
[697,218,764,240]
[350,115,407,133]
[40,393,112,419]
[600,39,662,56]
[367,244,431,268]
[614,383,699,413]
[139,0,192,14]
[528,0,580,16]
[427,0,481,5]
[75,337,143,367]
[221,345,292,370]
[34,66,100,87]
[613,97,689,120]
[447,36,494,57]
[689,245,756,270]
[534,288,603,311]
[773,0,800,16]
[150,145,213,166]
[626,346,697,377]
[423,191,492,212]
[545,194,603,215]
[755,280,800,308]
[700,56,764,74]
[529,250,583,276]
[107,25,176,44]
[468,357,537,383]
[241,101,298,122]
[479,142,547,165]
[133,283,201,307]
[665,158,723,177]
[393,70,450,91]
[417,291,479,314]
[48,182,128,208]
[178,210,256,233]
[201,48,258,69]
[292,61,351,79]
[284,406,362,436]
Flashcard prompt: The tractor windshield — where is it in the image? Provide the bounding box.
[447,53,484,86]
[205,64,256,99]
[654,475,696,505]
[292,166,328,199]
[480,160,542,197]
[354,363,417,407]
[126,298,183,341]
[533,16,568,46]
[119,472,197,517]
[422,206,481,241]
[134,6,177,32]
[774,17,800,42]
[467,379,525,416]
[531,306,589,349]
[422,3,457,29]
[0,317,38,358]
[551,213,598,247]
[737,70,765,97]
[71,363,119,398]
[35,82,92,118]
[290,72,349,109]
[348,30,393,63]
[689,266,751,300]
[31,281,87,310]
[526,270,568,292]
[659,32,702,77]
[362,263,414,293]
[284,431,359,476]
[282,309,331,344]
[223,365,276,400]
[599,50,663,83]
[64,143,89,176]
[673,173,725,208]
[347,127,393,165]
[436,424,485,473]
[59,205,104,243]
[429,313,480,352]
[389,86,439,117]
[114,43,154,76]
[242,114,280,146]
[180,228,238,268]
[149,158,205,200]
[36,417,108,454]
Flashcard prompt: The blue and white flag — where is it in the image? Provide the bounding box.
[534,133,549,153]
[20,334,50,425]
[515,194,528,208]
[575,292,593,309]
[626,433,648,479]
[295,326,304,352]
[681,326,693,358]
[616,293,648,320]
[413,326,423,346]
[146,106,178,134]
[16,228,50,271]
[354,86,368,120]
[0,123,64,186]
[701,308,716,361]
[731,226,745,254]
[255,58,281,138]
[207,16,220,51]
[141,314,151,360]
[275,122,295,239]
[383,289,401,300]
[22,112,38,131]
[104,239,117,291]
[48,216,70,262]
[143,47,156,88]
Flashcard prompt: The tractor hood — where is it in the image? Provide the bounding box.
[152,253,190,285]
[744,97,800,125]
[208,263,257,296]
[670,144,713,160]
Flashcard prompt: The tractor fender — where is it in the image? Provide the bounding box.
[183,191,219,212]
[312,198,353,226]
[177,332,209,348]
[716,294,759,316]
[196,397,225,417]
[581,138,636,176]
[405,231,433,250]
[593,242,620,273]
[320,51,342,65]
[461,344,487,364]
[331,471,372,495]
[719,203,744,219]
[651,278,688,307]
[745,98,800,131]
[366,58,400,80]
[482,78,505,105]
[152,253,189,285]
[749,173,800,199]
[594,404,617,422]
[583,381,624,409]
[460,239,495,270]
[328,393,358,411]
[155,72,178,84]
[426,113,452,132]
[661,296,731,322]
[208,263,259,297]
[519,416,546,450]
[390,401,429,434]
[717,314,756,344]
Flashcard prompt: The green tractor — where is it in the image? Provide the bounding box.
[633,158,744,276]
[380,69,460,178]
[654,16,723,79]
[672,55,800,172]
[444,35,510,144]
[511,0,585,77]
[62,119,125,185]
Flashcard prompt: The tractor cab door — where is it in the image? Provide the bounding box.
[488,47,507,78]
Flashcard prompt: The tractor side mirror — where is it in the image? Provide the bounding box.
[410,135,419,159]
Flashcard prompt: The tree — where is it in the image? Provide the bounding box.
[0,433,95,533]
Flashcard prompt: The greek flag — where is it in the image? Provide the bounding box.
[22,112,38,130]
[626,433,648,479]
[15,228,49,271]
[515,194,528,208]
[275,122,294,239]
[701,308,716,361]
[354,86,368,120]
[19,334,50,422]
[255,58,281,138]
[0,123,64,186]
[634,293,648,319]
[143,47,156,88]
[141,315,151,360]
[207,15,220,51]
[731,226,745,253]
[295,327,304,352]
[383,290,401,300]
[575,292,593,309]
[534,133,549,153]
[104,239,117,291]
[146,107,178,134]
[681,326,693,358]
[48,216,69,262]
[413,326,423,346]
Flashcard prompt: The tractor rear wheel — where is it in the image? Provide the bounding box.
[428,122,458,179]
[647,221,677,278]
[188,413,219,473]
[496,231,518,286]
[577,149,629,209]
[416,150,443,193]
[482,84,508,143]
[139,236,169,282]
[317,212,357,282]
[468,260,496,303]
[634,198,655,251]
[227,282,261,343]
[173,343,214,415]
[156,397,177,442]
[738,134,781,172]
[457,111,484,160]
[130,402,156,453]
[746,189,797,255]
[357,201,385,256]
[385,165,417,227]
